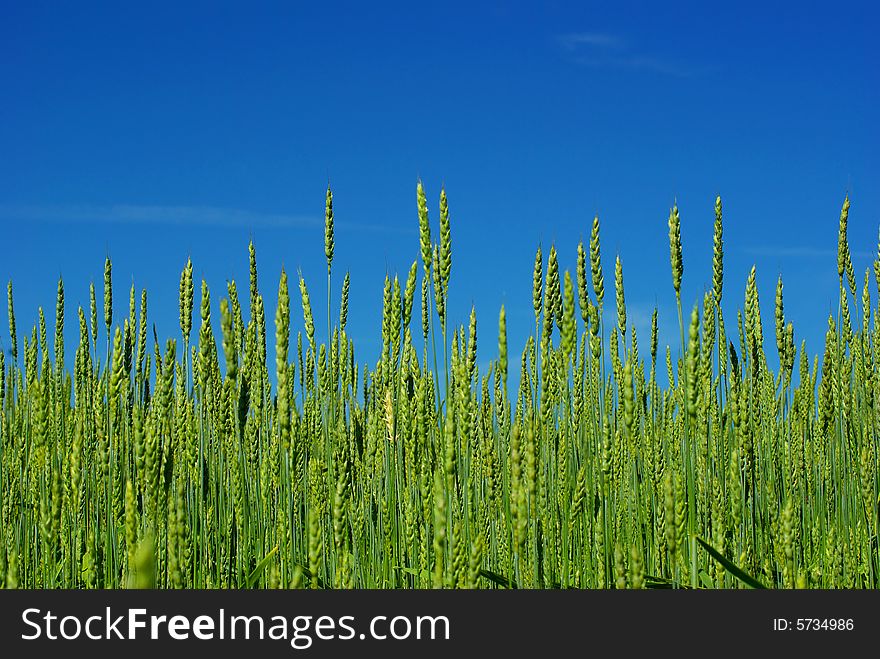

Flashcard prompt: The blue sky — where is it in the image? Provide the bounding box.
[1,1,877,384]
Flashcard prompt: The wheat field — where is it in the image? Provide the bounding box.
[0,185,876,589]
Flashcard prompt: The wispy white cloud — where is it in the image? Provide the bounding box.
[0,203,413,235]
[626,302,656,335]
[558,32,624,51]
[745,246,872,259]
[556,31,703,77]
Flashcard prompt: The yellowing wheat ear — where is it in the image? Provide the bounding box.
[340,271,351,332]
[299,272,315,348]
[712,196,724,305]
[325,184,335,275]
[103,256,113,341]
[668,204,682,298]
[180,257,193,345]
[838,194,851,282]
[417,180,431,277]
[532,245,543,324]
[589,215,604,311]
[7,280,17,362]
[615,256,626,339]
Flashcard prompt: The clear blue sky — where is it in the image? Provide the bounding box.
[1,1,877,382]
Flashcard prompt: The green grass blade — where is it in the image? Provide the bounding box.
[695,536,767,589]
[245,546,278,588]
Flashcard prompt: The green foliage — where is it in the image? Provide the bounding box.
[0,191,875,590]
